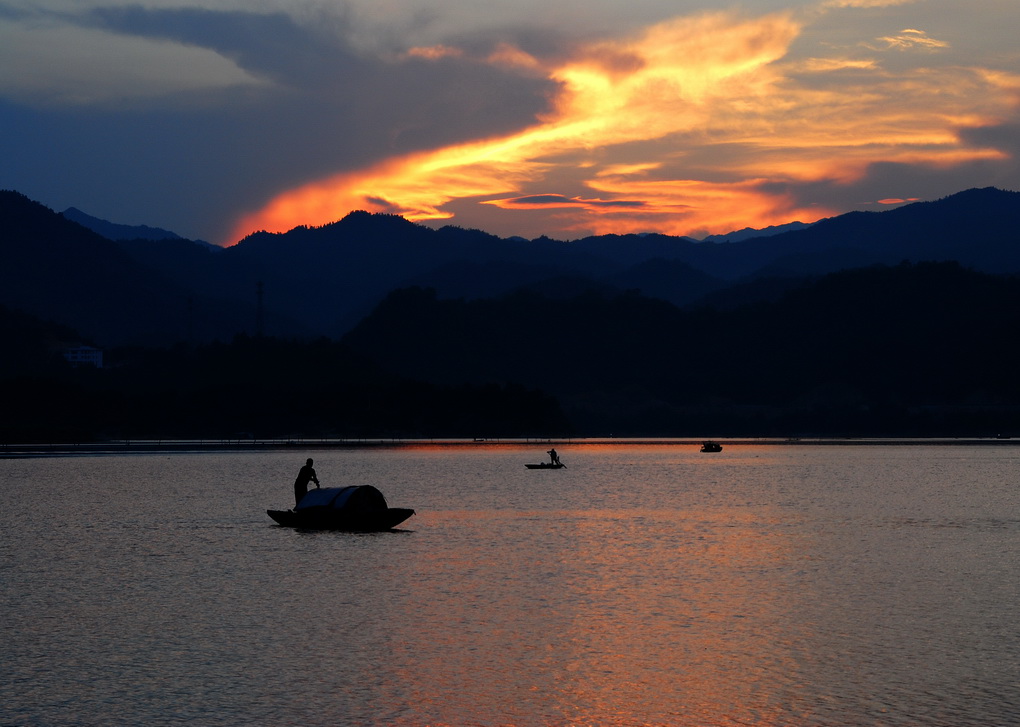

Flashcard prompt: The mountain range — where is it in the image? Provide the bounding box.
[2,186,1020,439]
[2,186,1019,348]
[61,206,188,243]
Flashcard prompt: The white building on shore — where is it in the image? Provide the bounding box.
[62,345,103,368]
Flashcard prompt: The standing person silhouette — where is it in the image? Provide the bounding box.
[293,458,320,507]
[547,448,560,465]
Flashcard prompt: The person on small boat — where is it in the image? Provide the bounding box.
[293,458,320,507]
[547,448,560,465]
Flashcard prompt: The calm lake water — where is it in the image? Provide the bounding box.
[2,443,1018,726]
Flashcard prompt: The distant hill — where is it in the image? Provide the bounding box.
[61,206,184,241]
[3,186,1020,348]
[342,262,1020,436]
[568,187,1020,281]
[604,258,725,307]
[213,185,1020,334]
[700,220,813,243]
[0,191,257,346]
[698,187,1020,279]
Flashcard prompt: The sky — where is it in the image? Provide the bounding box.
[2,0,1019,245]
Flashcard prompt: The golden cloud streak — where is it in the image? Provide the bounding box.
[404,45,464,60]
[822,0,917,7]
[229,9,1018,244]
[875,28,949,52]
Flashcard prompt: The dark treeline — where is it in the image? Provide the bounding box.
[4,261,1020,440]
[0,327,568,442]
[341,261,1020,437]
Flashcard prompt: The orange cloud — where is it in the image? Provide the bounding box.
[874,28,949,52]
[823,0,917,7]
[403,45,464,60]
[486,43,542,70]
[229,9,1019,244]
[878,197,920,204]
[230,11,801,241]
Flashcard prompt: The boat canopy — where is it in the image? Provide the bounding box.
[296,485,389,512]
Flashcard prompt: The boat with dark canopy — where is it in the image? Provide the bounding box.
[267,485,414,531]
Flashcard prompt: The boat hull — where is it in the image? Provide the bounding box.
[525,463,565,469]
[267,507,415,531]
[268,485,414,531]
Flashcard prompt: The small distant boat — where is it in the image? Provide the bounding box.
[700,441,723,453]
[267,485,414,531]
[525,462,565,469]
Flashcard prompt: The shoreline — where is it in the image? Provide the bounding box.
[2,436,1016,457]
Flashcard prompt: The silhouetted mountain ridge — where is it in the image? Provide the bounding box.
[0,191,267,345]
[5,187,1019,348]
[3,187,1020,437]
[737,187,1020,279]
[61,206,185,242]
[701,220,812,242]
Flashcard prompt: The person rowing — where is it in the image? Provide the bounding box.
[293,458,320,507]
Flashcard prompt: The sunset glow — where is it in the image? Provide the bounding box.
[224,8,1019,242]
[5,0,1019,243]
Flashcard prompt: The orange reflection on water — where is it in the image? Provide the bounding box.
[387,502,816,726]
[555,510,812,725]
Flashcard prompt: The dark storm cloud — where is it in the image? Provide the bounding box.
[961,121,1020,171]
[0,3,29,20]
[443,24,580,65]
[76,5,557,134]
[0,4,556,242]
[83,6,365,87]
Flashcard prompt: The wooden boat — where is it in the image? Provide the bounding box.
[700,441,723,453]
[267,485,414,531]
[525,462,565,469]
